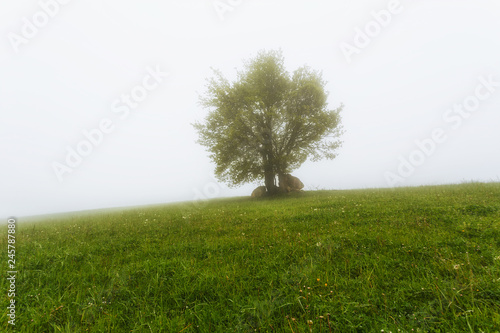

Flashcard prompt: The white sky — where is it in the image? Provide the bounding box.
[1,0,500,218]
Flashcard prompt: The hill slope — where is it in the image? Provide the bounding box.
[2,183,500,332]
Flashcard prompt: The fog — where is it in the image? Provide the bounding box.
[2,0,500,218]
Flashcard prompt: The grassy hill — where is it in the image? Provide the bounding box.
[2,183,500,332]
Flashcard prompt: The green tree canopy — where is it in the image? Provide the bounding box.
[194,50,343,194]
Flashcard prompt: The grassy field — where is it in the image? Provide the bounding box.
[2,183,500,332]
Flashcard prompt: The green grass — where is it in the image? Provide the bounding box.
[2,183,500,332]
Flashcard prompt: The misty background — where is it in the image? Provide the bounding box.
[1,0,500,218]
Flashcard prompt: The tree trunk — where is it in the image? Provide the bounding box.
[262,122,278,195]
[277,172,287,193]
[264,167,277,195]
[264,153,278,195]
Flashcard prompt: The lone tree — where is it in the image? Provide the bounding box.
[194,50,344,195]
